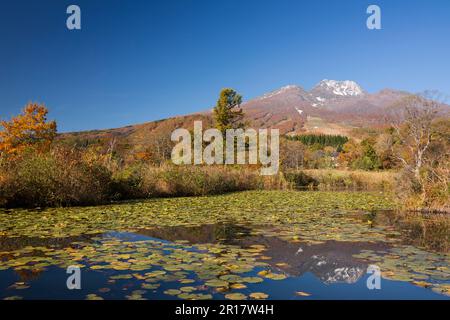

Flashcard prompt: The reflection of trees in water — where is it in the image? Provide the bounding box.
[14,268,44,282]
[395,214,449,252]
[0,234,97,282]
[213,224,251,243]
[138,223,251,244]
[0,234,96,252]
[364,210,449,252]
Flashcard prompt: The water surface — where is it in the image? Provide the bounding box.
[0,191,448,300]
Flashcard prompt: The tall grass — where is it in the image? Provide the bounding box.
[0,147,287,208]
[286,169,396,191]
[0,148,112,207]
[140,165,266,197]
[0,146,402,209]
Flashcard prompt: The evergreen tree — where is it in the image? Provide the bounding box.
[352,139,381,170]
[213,88,244,134]
[286,134,348,148]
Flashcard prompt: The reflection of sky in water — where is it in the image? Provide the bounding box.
[0,223,448,300]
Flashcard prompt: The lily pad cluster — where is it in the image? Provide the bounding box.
[353,246,450,296]
[0,235,273,300]
[0,191,395,239]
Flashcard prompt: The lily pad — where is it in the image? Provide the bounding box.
[249,292,269,300]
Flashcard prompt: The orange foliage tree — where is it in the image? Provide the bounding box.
[0,103,57,156]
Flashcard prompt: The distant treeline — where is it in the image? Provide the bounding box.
[286,134,349,148]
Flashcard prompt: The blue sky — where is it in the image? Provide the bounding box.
[0,0,449,132]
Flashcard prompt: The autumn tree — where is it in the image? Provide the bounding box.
[374,129,397,169]
[424,118,450,208]
[338,139,362,168]
[390,95,439,184]
[352,138,381,171]
[213,88,244,134]
[134,134,173,165]
[280,138,305,170]
[0,103,57,156]
[388,93,449,208]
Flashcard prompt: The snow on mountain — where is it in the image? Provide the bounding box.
[224,79,422,134]
[254,80,364,105]
[315,79,365,97]
[256,85,304,100]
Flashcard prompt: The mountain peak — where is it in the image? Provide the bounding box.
[280,84,302,90]
[314,79,364,97]
[256,84,305,100]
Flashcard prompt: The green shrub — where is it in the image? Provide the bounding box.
[111,164,146,200]
[283,171,318,188]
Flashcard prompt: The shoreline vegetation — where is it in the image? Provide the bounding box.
[0,149,396,208]
[0,150,446,212]
[0,91,449,214]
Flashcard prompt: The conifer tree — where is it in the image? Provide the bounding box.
[213,88,244,134]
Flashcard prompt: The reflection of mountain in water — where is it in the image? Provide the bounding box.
[139,223,390,285]
[1,223,391,285]
[308,256,364,284]
[240,236,387,284]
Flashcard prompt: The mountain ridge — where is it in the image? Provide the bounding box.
[59,80,448,155]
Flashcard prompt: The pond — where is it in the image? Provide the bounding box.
[0,191,449,300]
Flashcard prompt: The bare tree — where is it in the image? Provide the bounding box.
[422,118,450,189]
[390,94,440,186]
[150,133,173,165]
[106,138,117,163]
[280,139,305,170]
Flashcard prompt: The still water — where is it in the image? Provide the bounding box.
[1,220,449,300]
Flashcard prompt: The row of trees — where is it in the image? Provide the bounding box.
[286,134,348,148]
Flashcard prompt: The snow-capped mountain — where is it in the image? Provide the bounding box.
[313,79,365,97]
[308,79,366,106]
[239,79,412,134]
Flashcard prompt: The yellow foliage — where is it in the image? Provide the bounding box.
[338,139,361,167]
[0,103,56,156]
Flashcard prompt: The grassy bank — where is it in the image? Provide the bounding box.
[1,147,438,210]
[298,169,396,191]
[0,148,289,208]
